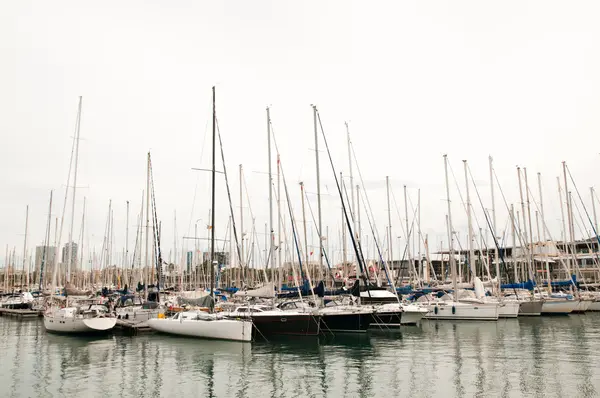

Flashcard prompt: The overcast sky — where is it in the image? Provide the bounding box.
[1,1,599,269]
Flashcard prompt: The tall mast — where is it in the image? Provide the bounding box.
[517,167,531,281]
[80,197,86,289]
[538,173,551,292]
[356,185,361,242]
[300,182,309,278]
[404,185,413,282]
[524,168,535,280]
[125,201,130,272]
[443,155,457,299]
[346,122,355,263]
[489,157,500,291]
[463,160,474,282]
[210,85,216,299]
[267,107,274,273]
[557,176,569,275]
[67,96,82,284]
[562,162,579,288]
[511,204,518,282]
[313,106,324,270]
[145,152,150,299]
[277,154,282,290]
[39,191,53,290]
[22,205,29,290]
[386,177,393,276]
[417,188,422,283]
[239,164,244,286]
[341,172,347,266]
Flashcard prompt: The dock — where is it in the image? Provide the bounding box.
[0,308,43,318]
[115,319,154,335]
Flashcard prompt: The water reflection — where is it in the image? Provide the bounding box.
[1,315,600,397]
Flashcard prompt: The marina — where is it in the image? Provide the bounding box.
[1,313,599,397]
[3,1,600,397]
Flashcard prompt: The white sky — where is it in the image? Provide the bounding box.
[1,1,599,269]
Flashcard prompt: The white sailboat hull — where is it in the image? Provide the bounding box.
[147,317,252,342]
[498,301,520,318]
[424,302,499,320]
[572,299,593,313]
[541,299,577,315]
[588,300,600,311]
[44,315,117,333]
[400,304,429,325]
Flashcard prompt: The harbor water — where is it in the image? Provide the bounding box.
[1,314,599,397]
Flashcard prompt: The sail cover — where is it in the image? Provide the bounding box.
[234,283,275,298]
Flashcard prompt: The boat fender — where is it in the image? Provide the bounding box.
[452,306,456,315]
[434,306,438,315]
[125,314,129,320]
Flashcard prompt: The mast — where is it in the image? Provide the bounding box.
[538,173,551,291]
[267,107,274,273]
[463,160,474,282]
[239,164,244,287]
[557,176,569,279]
[562,162,579,288]
[145,152,151,299]
[418,188,422,283]
[524,168,535,281]
[300,182,309,280]
[346,122,356,262]
[66,96,82,284]
[39,191,53,290]
[386,176,393,278]
[511,204,518,282]
[443,155,457,300]
[489,156,500,292]
[22,205,29,290]
[125,201,130,276]
[341,172,347,266]
[314,106,324,271]
[404,185,413,282]
[517,167,532,281]
[277,154,282,290]
[80,197,86,289]
[210,85,216,299]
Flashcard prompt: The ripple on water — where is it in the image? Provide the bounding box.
[1,314,600,397]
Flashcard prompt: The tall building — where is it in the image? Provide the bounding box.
[62,242,79,271]
[35,245,57,276]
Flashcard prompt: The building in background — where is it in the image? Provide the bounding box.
[35,245,57,278]
[62,242,78,271]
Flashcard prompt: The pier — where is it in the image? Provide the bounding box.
[0,308,43,319]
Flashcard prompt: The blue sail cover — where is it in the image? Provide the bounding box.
[501,280,536,290]
[541,275,577,287]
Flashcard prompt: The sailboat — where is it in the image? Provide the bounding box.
[424,155,499,321]
[44,97,118,334]
[147,87,252,342]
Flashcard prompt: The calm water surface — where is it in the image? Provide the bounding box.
[1,315,599,397]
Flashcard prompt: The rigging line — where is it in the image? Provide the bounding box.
[150,156,163,290]
[215,118,243,267]
[358,181,399,299]
[491,169,533,259]
[269,121,307,296]
[350,142,384,247]
[316,110,369,290]
[341,177,370,281]
[389,186,419,284]
[566,165,600,242]
[466,165,519,294]
[303,186,334,279]
[571,191,600,272]
[520,172,578,290]
[186,111,211,238]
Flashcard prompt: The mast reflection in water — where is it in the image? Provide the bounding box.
[0,316,599,397]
